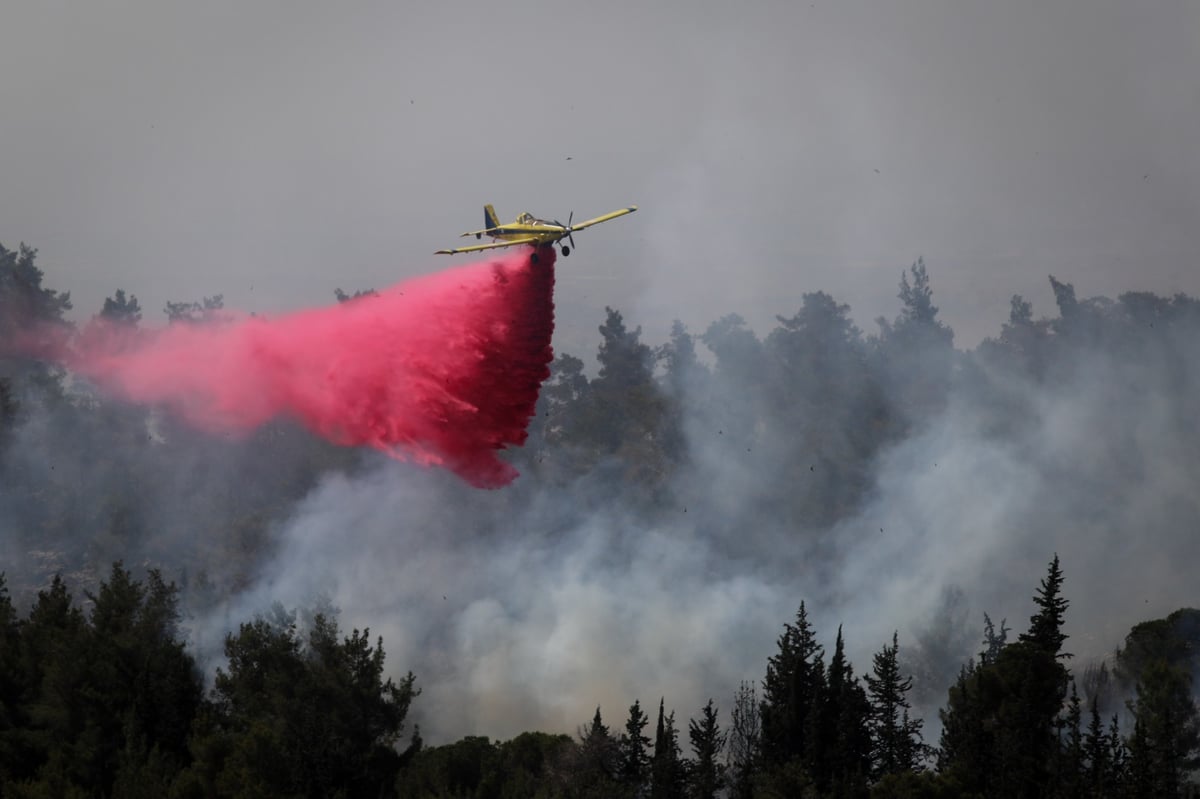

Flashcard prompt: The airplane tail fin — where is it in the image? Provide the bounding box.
[484,204,500,232]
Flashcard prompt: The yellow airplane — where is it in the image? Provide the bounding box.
[436,204,637,260]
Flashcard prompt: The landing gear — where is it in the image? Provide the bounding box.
[561,245,570,257]
[530,251,540,264]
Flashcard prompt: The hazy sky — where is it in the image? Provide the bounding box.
[5,1,1200,744]
[3,0,1197,353]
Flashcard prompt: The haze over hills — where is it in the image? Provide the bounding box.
[4,243,1199,745]
[2,0,1198,793]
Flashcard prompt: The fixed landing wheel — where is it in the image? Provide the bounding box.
[561,245,570,257]
[530,251,540,264]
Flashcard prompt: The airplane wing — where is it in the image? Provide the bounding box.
[568,206,638,231]
[458,228,491,238]
[436,237,542,255]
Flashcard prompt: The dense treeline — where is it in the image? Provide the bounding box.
[1,558,1197,796]
[0,565,418,797]
[4,240,1200,795]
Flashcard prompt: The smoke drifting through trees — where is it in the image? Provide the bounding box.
[3,241,1200,756]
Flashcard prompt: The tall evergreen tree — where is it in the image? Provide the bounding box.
[1083,695,1120,797]
[573,307,670,487]
[1019,553,1070,658]
[687,699,726,799]
[651,699,686,799]
[864,631,923,779]
[12,575,90,790]
[1058,680,1084,798]
[618,699,651,789]
[83,564,201,791]
[938,556,1074,797]
[874,258,955,428]
[812,626,870,796]
[1124,659,1200,797]
[764,292,883,526]
[727,681,761,799]
[760,602,824,771]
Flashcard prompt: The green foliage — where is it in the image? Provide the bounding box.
[164,294,224,324]
[9,241,1200,796]
[760,602,825,770]
[183,604,418,798]
[617,699,651,787]
[1124,659,1200,797]
[650,699,686,799]
[727,681,761,799]
[873,258,955,428]
[765,292,886,526]
[0,242,71,407]
[99,289,142,327]
[1018,553,1070,658]
[0,243,72,333]
[0,567,201,797]
[864,632,923,779]
[395,735,495,797]
[1115,607,1200,685]
[938,557,1074,797]
[687,698,726,799]
[811,626,871,796]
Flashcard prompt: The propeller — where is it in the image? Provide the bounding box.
[553,211,577,252]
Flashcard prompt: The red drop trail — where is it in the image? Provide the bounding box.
[58,250,556,488]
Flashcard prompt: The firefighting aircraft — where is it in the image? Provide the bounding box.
[436,204,637,259]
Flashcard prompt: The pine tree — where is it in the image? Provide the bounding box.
[1058,679,1084,798]
[1083,696,1116,797]
[980,613,1009,665]
[181,604,417,797]
[874,258,955,429]
[99,289,142,326]
[727,681,760,799]
[579,307,670,486]
[1019,553,1070,658]
[687,699,726,799]
[651,699,686,799]
[14,575,90,790]
[1107,714,1127,792]
[897,258,941,327]
[760,602,824,769]
[1126,716,1154,798]
[812,626,870,796]
[1125,658,1200,796]
[938,556,1074,796]
[618,699,651,789]
[865,631,923,779]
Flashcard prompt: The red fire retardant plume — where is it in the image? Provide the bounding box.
[64,251,556,488]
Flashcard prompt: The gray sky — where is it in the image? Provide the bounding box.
[2,0,1197,352]
[5,1,1200,743]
